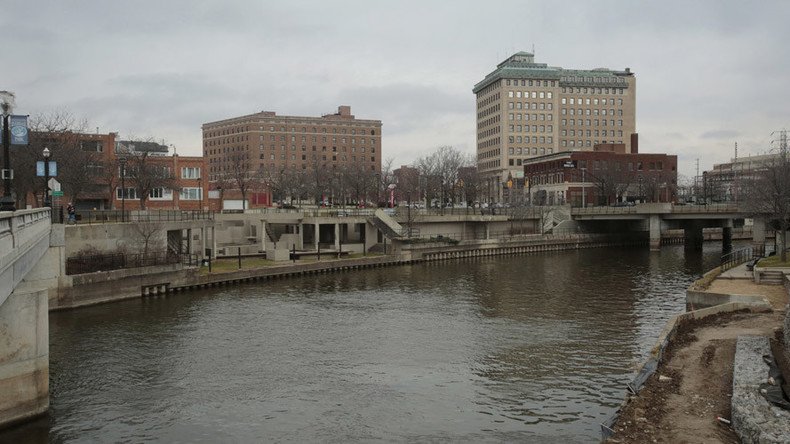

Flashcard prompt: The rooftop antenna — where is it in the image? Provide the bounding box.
[734,141,737,160]
[532,43,535,55]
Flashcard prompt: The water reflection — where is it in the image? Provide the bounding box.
[2,244,724,443]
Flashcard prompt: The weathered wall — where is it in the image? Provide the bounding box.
[65,220,212,257]
[0,288,48,428]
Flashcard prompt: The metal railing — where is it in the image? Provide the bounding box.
[72,210,215,225]
[720,247,753,271]
[65,250,200,275]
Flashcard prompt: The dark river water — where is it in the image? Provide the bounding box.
[2,244,724,443]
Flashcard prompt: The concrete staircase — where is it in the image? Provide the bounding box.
[368,209,405,240]
[759,270,786,285]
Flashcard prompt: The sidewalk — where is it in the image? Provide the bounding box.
[719,262,753,280]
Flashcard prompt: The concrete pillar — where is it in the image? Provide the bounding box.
[211,226,217,256]
[722,219,733,255]
[260,221,267,252]
[485,223,490,240]
[298,223,304,250]
[752,216,766,256]
[314,223,320,251]
[649,215,661,251]
[201,227,206,258]
[334,224,340,250]
[0,288,49,428]
[186,228,192,255]
[684,222,704,251]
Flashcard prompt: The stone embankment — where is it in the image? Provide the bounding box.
[52,233,643,310]
[605,263,790,443]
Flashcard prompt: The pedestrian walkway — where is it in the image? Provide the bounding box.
[720,262,753,280]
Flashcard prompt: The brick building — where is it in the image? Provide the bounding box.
[111,154,210,211]
[202,105,383,183]
[523,142,677,206]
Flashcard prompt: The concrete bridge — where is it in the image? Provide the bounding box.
[570,203,768,252]
[0,209,63,428]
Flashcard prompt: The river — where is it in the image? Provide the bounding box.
[2,244,724,443]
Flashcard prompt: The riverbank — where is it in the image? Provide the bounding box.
[606,268,789,443]
[52,232,644,310]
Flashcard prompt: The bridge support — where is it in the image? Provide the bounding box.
[722,219,733,255]
[0,288,49,428]
[752,216,766,257]
[684,222,704,251]
[649,215,661,251]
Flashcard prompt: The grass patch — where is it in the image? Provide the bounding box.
[757,254,790,268]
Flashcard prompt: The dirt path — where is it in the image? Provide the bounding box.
[707,280,787,309]
[608,310,785,443]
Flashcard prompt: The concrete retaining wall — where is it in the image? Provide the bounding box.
[0,288,48,428]
[686,290,769,309]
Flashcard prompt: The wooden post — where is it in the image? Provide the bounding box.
[238,247,242,269]
[292,243,296,263]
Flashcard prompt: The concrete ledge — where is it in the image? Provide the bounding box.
[732,335,790,443]
[687,290,770,309]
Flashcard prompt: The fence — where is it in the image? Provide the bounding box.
[720,247,754,271]
[72,210,215,225]
[66,250,200,275]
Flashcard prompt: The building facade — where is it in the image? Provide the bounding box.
[704,154,781,203]
[202,106,383,183]
[523,143,676,206]
[473,52,636,202]
[111,154,210,211]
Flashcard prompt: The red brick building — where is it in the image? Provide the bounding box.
[111,154,211,211]
[523,142,677,206]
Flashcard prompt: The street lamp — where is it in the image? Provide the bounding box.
[43,147,51,208]
[119,156,127,222]
[0,91,15,212]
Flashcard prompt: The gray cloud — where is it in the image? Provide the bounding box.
[3,0,789,176]
[701,130,740,139]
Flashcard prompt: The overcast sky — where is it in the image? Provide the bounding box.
[4,0,789,178]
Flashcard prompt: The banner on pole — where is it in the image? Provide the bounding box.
[36,161,57,177]
[10,115,29,145]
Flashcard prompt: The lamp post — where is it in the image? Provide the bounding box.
[0,91,15,212]
[43,147,51,208]
[581,168,586,208]
[119,156,127,222]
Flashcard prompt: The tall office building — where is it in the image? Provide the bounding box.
[202,105,382,182]
[473,52,636,202]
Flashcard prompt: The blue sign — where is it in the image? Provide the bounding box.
[9,115,28,145]
[36,161,57,177]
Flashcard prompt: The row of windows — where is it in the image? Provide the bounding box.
[507,91,554,99]
[477,114,500,129]
[561,139,625,148]
[477,103,500,119]
[561,118,623,126]
[478,148,501,160]
[508,102,553,111]
[116,187,202,201]
[560,86,625,94]
[205,126,378,138]
[478,137,500,150]
[508,136,553,144]
[562,129,624,137]
[255,153,376,162]
[477,92,500,109]
[562,98,624,106]
[509,125,553,133]
[207,135,377,148]
[508,113,553,122]
[561,108,622,117]
[505,79,556,87]
[508,147,554,156]
[480,159,501,170]
[575,159,668,172]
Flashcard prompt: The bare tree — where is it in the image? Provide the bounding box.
[227,152,259,210]
[25,110,103,207]
[123,149,179,210]
[742,150,790,262]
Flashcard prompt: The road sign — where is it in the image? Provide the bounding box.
[52,191,64,197]
[48,178,61,191]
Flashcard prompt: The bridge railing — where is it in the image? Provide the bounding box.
[571,203,742,216]
[73,210,215,224]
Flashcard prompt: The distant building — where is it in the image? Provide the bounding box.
[202,105,383,183]
[111,154,210,211]
[473,52,636,202]
[115,140,169,156]
[523,142,677,206]
[704,154,780,203]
